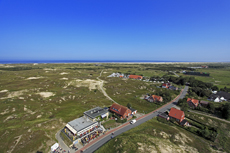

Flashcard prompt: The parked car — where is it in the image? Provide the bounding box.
[130,119,136,124]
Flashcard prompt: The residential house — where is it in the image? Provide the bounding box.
[148,95,163,102]
[129,107,137,115]
[128,75,143,80]
[187,98,199,108]
[168,108,188,126]
[169,86,178,90]
[84,107,109,122]
[209,91,230,102]
[162,83,171,88]
[199,101,209,107]
[158,112,169,120]
[109,103,132,119]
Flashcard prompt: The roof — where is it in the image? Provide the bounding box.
[110,103,130,116]
[180,119,188,125]
[169,86,177,89]
[84,107,108,119]
[66,117,97,134]
[51,143,59,151]
[129,75,143,79]
[129,107,137,112]
[187,98,199,106]
[168,108,184,120]
[151,95,162,101]
[209,91,230,100]
[158,112,168,118]
[200,101,209,105]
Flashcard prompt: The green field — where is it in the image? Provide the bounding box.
[96,118,213,153]
[0,63,229,152]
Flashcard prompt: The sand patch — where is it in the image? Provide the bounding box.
[0,89,8,93]
[0,65,14,67]
[148,137,198,153]
[60,78,68,80]
[12,108,16,112]
[4,114,17,122]
[37,115,42,118]
[43,68,56,71]
[1,108,9,115]
[60,72,69,75]
[7,135,22,153]
[36,92,55,98]
[64,79,103,91]
[0,89,28,99]
[24,105,36,115]
[26,77,44,80]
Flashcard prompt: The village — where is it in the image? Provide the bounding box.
[51,72,230,152]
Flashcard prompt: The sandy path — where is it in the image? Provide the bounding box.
[7,135,22,153]
[97,70,118,104]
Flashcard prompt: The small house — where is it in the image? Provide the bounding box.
[168,108,188,126]
[84,107,109,122]
[187,98,199,108]
[162,83,171,88]
[128,75,143,80]
[169,86,178,90]
[158,112,169,120]
[148,95,163,102]
[199,101,209,107]
[129,107,137,115]
[109,103,132,118]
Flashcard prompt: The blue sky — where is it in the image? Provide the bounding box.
[0,0,229,62]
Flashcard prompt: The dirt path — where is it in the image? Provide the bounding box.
[97,70,118,104]
[7,135,22,153]
[189,110,230,124]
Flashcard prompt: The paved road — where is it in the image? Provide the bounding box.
[79,86,188,153]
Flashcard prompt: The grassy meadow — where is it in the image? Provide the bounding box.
[0,62,229,152]
[96,118,213,153]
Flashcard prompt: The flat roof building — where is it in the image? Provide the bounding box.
[65,117,98,136]
[84,107,109,122]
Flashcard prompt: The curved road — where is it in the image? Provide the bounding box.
[77,86,188,153]
[97,70,118,104]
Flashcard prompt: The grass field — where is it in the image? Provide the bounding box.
[96,118,213,153]
[0,62,229,152]
[186,112,230,152]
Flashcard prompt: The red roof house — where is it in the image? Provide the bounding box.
[128,75,143,80]
[168,108,185,123]
[109,103,132,118]
[149,95,163,102]
[187,98,199,108]
[162,83,169,88]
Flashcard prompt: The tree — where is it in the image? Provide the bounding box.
[211,86,219,91]
[202,127,210,138]
[181,102,189,112]
[207,103,215,114]
[177,99,184,106]
[127,103,132,109]
[222,103,230,119]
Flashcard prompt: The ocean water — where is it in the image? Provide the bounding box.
[0,60,190,64]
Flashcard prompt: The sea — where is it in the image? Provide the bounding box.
[0,60,192,64]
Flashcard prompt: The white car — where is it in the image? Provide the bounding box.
[130,119,136,124]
